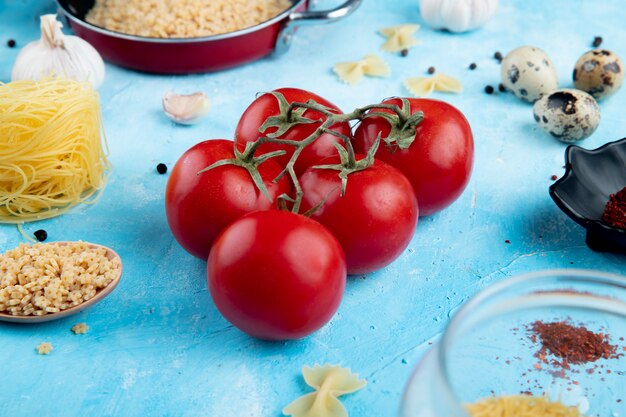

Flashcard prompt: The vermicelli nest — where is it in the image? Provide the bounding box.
[0,78,110,223]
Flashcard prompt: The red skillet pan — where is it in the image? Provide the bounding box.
[55,0,362,74]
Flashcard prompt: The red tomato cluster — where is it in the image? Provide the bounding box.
[165,88,474,341]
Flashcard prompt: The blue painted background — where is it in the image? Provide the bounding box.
[0,0,625,415]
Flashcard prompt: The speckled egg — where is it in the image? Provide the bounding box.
[532,89,600,143]
[573,49,624,100]
[501,46,558,103]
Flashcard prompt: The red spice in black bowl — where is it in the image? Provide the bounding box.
[549,137,626,253]
[602,187,626,229]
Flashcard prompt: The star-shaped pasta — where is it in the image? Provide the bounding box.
[333,54,390,86]
[379,24,420,52]
[283,364,367,417]
[404,73,463,97]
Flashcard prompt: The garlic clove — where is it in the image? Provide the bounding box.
[162,92,211,125]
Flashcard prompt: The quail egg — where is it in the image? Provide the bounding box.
[501,46,558,103]
[573,49,624,100]
[533,89,600,143]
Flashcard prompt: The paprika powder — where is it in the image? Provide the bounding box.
[602,186,626,229]
[529,320,622,369]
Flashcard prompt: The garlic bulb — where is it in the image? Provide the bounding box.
[419,0,499,33]
[162,92,211,125]
[11,14,105,89]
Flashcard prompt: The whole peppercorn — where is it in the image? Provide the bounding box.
[400,48,409,57]
[484,85,495,94]
[7,39,16,48]
[592,36,603,47]
[494,51,503,63]
[498,83,507,92]
[427,66,436,74]
[156,163,168,174]
[469,63,477,70]
[34,229,48,242]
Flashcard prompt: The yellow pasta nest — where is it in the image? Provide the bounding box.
[0,78,110,223]
[466,395,583,417]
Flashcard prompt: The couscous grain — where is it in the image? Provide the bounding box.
[86,0,293,39]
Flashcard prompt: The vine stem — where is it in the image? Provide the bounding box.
[231,94,422,214]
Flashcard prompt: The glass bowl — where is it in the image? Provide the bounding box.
[399,270,626,417]
[550,137,626,253]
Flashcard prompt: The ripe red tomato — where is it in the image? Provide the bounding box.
[207,210,346,340]
[165,139,290,260]
[353,98,474,216]
[234,87,353,175]
[299,157,418,275]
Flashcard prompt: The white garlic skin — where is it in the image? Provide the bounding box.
[419,0,499,33]
[501,46,558,103]
[11,15,105,89]
[533,89,600,143]
[162,92,211,125]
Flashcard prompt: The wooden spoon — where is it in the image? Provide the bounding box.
[0,242,122,323]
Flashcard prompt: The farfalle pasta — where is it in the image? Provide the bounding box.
[379,24,420,52]
[404,73,463,97]
[283,364,367,417]
[333,55,390,86]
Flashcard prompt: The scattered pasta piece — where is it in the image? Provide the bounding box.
[71,323,89,334]
[404,73,463,97]
[283,364,367,417]
[36,342,53,355]
[333,55,390,86]
[379,24,420,52]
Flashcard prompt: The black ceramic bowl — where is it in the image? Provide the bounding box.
[550,137,626,253]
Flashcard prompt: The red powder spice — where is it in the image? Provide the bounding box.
[602,186,626,229]
[529,321,622,369]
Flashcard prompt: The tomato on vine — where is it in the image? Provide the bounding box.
[353,98,474,216]
[207,210,347,340]
[234,88,353,175]
[299,143,418,275]
[165,139,290,260]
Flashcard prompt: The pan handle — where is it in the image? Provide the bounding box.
[275,0,363,55]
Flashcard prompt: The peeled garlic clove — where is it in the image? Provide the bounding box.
[162,92,211,125]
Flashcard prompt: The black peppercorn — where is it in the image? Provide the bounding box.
[592,36,603,47]
[156,163,168,174]
[469,63,477,70]
[498,83,507,92]
[34,229,47,242]
[427,66,436,74]
[400,48,409,57]
[7,39,16,48]
[484,85,495,94]
[494,51,503,63]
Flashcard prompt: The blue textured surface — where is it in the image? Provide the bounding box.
[1,1,625,416]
